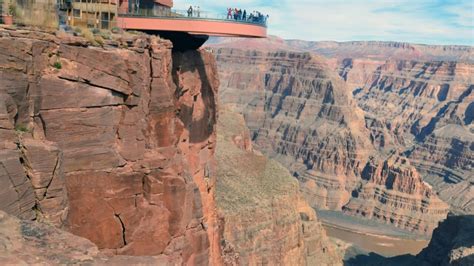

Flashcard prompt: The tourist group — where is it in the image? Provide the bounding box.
[227,8,269,24]
[186,6,269,24]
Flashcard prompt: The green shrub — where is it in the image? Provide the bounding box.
[8,3,16,16]
[15,124,29,133]
[53,61,62,69]
[100,30,112,40]
[82,28,96,45]
[111,27,121,34]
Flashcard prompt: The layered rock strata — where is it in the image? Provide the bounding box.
[343,155,449,234]
[350,60,473,214]
[300,41,473,215]
[0,30,68,224]
[210,38,474,62]
[284,40,474,63]
[213,47,450,234]
[216,107,341,265]
[215,48,371,211]
[0,27,221,264]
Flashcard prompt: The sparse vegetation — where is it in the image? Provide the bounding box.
[72,27,110,47]
[216,109,299,213]
[8,3,16,16]
[53,61,62,69]
[94,35,104,46]
[73,27,82,34]
[81,27,96,44]
[111,27,121,34]
[15,124,29,133]
[100,30,112,40]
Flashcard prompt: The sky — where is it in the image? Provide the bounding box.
[174,0,474,45]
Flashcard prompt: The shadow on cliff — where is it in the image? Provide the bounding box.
[415,84,473,142]
[344,253,419,266]
[172,50,216,144]
[344,215,474,266]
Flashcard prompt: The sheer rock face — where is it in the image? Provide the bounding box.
[417,215,474,265]
[343,155,449,234]
[215,48,371,211]
[216,108,341,266]
[214,47,450,234]
[0,27,221,264]
[0,30,67,224]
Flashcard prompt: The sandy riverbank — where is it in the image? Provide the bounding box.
[318,211,430,257]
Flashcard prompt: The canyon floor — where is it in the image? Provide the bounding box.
[318,210,430,257]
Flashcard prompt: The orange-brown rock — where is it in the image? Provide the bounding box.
[0,27,221,264]
[343,155,449,234]
[214,48,371,212]
[0,32,65,224]
[346,59,473,214]
[295,41,473,216]
[283,40,474,63]
[212,42,455,234]
[0,209,183,265]
[216,108,341,265]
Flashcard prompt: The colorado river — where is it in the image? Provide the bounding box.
[317,211,430,257]
[323,224,429,257]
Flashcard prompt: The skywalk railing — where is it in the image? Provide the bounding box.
[118,8,268,27]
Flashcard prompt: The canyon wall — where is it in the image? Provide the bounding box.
[215,48,371,211]
[298,40,473,220]
[284,40,474,63]
[0,27,221,264]
[216,107,341,265]
[343,155,449,234]
[417,214,474,265]
[272,40,473,223]
[210,38,471,230]
[212,45,449,234]
[325,46,473,215]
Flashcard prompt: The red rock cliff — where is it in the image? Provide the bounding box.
[216,107,341,265]
[0,27,221,264]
